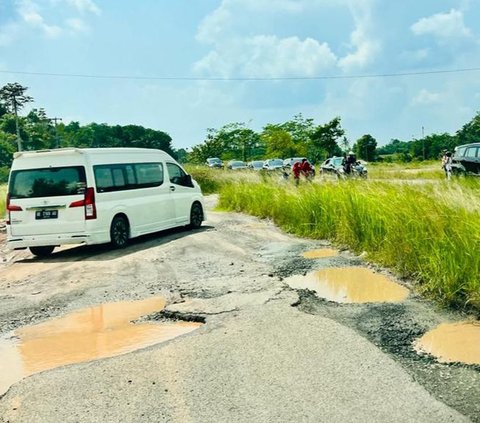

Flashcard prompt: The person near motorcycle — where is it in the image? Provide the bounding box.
[344,151,357,174]
[301,159,314,180]
[292,159,313,185]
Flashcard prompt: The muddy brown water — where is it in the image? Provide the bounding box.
[302,249,339,259]
[414,321,480,365]
[286,267,409,304]
[0,297,202,396]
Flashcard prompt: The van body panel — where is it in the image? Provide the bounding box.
[6,148,204,251]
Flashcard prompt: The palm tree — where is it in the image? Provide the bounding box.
[0,83,34,151]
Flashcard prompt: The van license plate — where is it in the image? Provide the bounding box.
[35,210,58,220]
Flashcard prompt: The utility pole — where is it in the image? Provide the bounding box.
[13,101,22,151]
[50,117,62,148]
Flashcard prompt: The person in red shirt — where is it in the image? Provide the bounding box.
[300,159,314,180]
[292,160,303,185]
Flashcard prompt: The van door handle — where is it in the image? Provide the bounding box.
[170,186,176,192]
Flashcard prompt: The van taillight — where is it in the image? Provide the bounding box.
[84,187,96,219]
[69,187,97,220]
[6,194,22,225]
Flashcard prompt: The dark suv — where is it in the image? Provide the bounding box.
[452,143,480,175]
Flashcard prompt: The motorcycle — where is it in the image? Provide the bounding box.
[336,161,368,180]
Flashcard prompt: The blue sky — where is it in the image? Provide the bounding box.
[1,0,480,150]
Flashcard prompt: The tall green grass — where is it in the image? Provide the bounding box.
[0,184,6,218]
[218,180,480,312]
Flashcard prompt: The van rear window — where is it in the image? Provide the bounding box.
[9,166,87,199]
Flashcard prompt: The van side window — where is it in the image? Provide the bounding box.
[95,167,114,192]
[134,163,164,188]
[94,163,163,192]
[167,163,192,187]
[112,168,125,187]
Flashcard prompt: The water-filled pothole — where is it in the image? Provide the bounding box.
[414,321,480,365]
[302,249,338,259]
[286,267,409,304]
[0,297,202,396]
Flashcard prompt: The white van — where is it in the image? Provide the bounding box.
[6,148,205,256]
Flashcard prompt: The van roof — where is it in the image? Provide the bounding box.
[13,147,171,160]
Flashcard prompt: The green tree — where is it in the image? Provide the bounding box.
[0,82,34,151]
[309,117,344,161]
[261,126,301,158]
[457,112,480,146]
[354,134,377,161]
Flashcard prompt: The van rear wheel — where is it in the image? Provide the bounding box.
[110,216,129,248]
[189,203,203,229]
[30,246,55,257]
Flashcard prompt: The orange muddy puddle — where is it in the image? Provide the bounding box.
[0,297,202,396]
[414,321,480,365]
[302,249,338,259]
[286,267,409,304]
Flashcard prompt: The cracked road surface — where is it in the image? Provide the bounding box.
[0,195,476,422]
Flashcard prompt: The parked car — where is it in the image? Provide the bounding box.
[206,157,223,168]
[451,143,480,175]
[320,156,344,175]
[283,157,306,169]
[247,160,264,171]
[226,160,247,170]
[263,159,284,171]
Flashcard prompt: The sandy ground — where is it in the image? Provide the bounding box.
[0,196,478,422]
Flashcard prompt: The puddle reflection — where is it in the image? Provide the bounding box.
[414,321,480,365]
[0,297,202,396]
[286,267,409,304]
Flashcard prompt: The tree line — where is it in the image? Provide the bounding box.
[0,82,177,182]
[1,81,479,182]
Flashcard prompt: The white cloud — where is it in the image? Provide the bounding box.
[196,0,380,78]
[411,9,472,39]
[66,0,100,15]
[412,89,442,106]
[17,0,62,38]
[0,0,101,43]
[338,0,380,72]
[65,17,89,34]
[196,4,231,44]
[194,35,337,78]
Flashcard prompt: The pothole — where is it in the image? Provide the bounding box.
[286,267,409,304]
[302,249,339,259]
[414,321,480,365]
[0,296,202,396]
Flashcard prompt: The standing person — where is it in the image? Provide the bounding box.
[345,151,357,174]
[300,158,314,181]
[442,151,453,180]
[292,160,303,186]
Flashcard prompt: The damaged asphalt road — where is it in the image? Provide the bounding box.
[0,195,478,422]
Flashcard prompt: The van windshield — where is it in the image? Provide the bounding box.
[9,166,87,199]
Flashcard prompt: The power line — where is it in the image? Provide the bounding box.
[1,67,480,81]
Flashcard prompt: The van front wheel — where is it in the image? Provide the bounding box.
[110,216,129,248]
[30,246,55,257]
[189,203,203,229]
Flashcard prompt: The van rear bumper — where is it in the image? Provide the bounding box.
[6,232,107,250]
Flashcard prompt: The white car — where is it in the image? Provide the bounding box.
[263,159,284,171]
